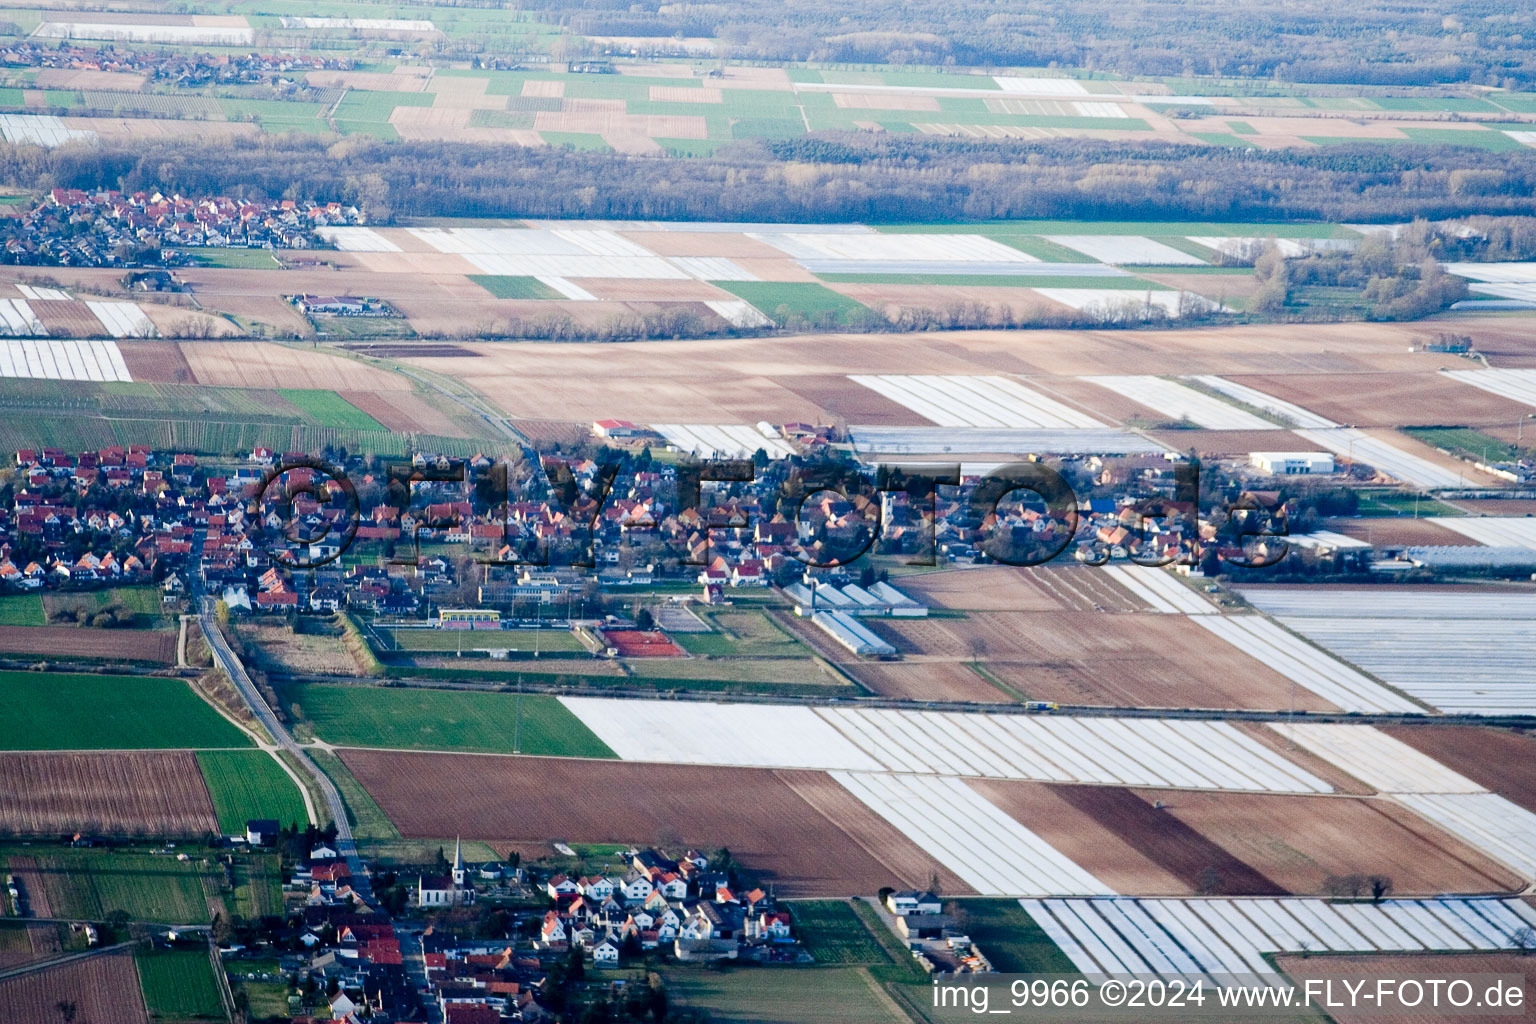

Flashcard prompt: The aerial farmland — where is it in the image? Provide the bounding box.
[2,1,1536,1021]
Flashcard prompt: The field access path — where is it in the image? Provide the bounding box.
[195,587,374,908]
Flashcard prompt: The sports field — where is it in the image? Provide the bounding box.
[0,672,252,750]
[285,682,616,756]
[196,750,310,833]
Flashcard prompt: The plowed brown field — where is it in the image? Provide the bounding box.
[1138,789,1522,896]
[971,780,1281,895]
[1383,726,1536,813]
[0,950,148,1024]
[0,751,217,836]
[340,750,968,896]
[0,626,173,663]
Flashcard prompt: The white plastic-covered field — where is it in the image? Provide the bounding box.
[1032,288,1200,316]
[1506,131,1536,148]
[1187,377,1337,428]
[15,285,69,302]
[35,22,254,45]
[1239,589,1536,715]
[560,697,1333,791]
[0,300,44,337]
[814,708,1331,792]
[0,340,129,381]
[557,697,885,771]
[316,226,402,252]
[1430,516,1536,551]
[704,300,774,328]
[535,277,595,301]
[85,301,157,338]
[0,114,95,147]
[407,227,688,279]
[1270,724,1481,793]
[1086,376,1276,430]
[1442,262,1536,283]
[848,374,1106,429]
[666,256,758,281]
[651,424,796,459]
[280,17,436,31]
[1098,565,1215,614]
[1044,236,1206,265]
[993,77,1091,95]
[1021,897,1536,980]
[748,232,1037,263]
[1294,427,1468,490]
[1240,588,1536,620]
[1193,617,1420,714]
[847,425,1169,456]
[1396,793,1536,879]
[1442,368,1536,407]
[831,772,1112,896]
[1466,282,1536,303]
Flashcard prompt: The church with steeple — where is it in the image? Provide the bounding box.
[416,837,476,907]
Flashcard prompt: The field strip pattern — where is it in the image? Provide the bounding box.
[651,424,796,459]
[0,339,129,381]
[315,226,401,252]
[0,113,96,146]
[1295,427,1469,490]
[1097,565,1215,614]
[84,301,156,339]
[1044,236,1207,265]
[747,232,1038,264]
[847,425,1168,456]
[847,374,1106,428]
[1086,376,1277,430]
[1443,262,1536,284]
[1394,793,1536,879]
[1429,517,1536,550]
[1269,724,1484,793]
[815,709,1330,791]
[0,299,44,337]
[1239,588,1536,715]
[558,697,1332,791]
[556,697,887,770]
[704,300,775,328]
[1441,368,1536,407]
[1188,377,1338,428]
[829,771,1113,895]
[1033,288,1199,316]
[1019,897,1536,980]
[1192,617,1421,713]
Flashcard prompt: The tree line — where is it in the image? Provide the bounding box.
[7,133,1536,226]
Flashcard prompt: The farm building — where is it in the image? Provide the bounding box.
[783,581,926,617]
[1249,452,1335,475]
[591,419,652,439]
[810,610,896,657]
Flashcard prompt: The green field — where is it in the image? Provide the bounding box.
[284,683,615,756]
[791,900,895,966]
[137,948,225,1021]
[469,275,565,299]
[667,967,908,1024]
[43,585,166,626]
[1,847,219,923]
[1402,426,1526,463]
[275,390,388,431]
[672,610,804,658]
[539,131,613,151]
[1354,489,1465,517]
[951,898,1080,973]
[0,672,252,750]
[378,626,588,653]
[191,247,283,270]
[0,593,44,626]
[197,751,310,834]
[717,282,868,324]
